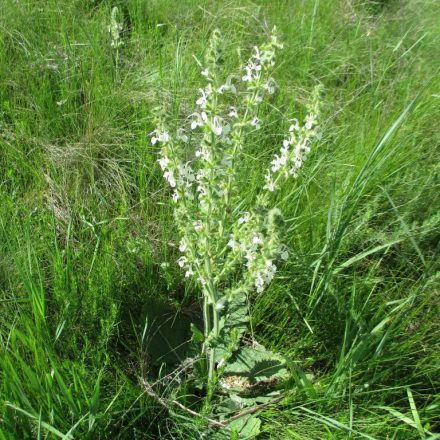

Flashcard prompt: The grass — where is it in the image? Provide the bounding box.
[0,0,439,438]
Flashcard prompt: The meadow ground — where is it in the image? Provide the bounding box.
[0,0,439,438]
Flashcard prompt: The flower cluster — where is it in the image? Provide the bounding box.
[241,35,283,112]
[264,87,321,192]
[153,29,321,279]
[151,27,321,294]
[108,7,124,49]
[221,207,288,298]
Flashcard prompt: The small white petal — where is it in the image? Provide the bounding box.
[179,239,187,252]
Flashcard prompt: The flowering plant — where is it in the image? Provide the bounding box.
[151,28,321,384]
[108,6,123,74]
[108,6,124,49]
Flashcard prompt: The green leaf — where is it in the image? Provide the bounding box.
[407,388,426,439]
[224,347,287,379]
[88,370,102,431]
[215,295,249,362]
[228,414,261,439]
[220,345,289,395]
[190,323,204,343]
[5,403,71,439]
[333,239,402,274]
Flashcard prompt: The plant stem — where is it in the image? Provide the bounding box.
[204,257,220,381]
[209,295,220,381]
[203,294,210,346]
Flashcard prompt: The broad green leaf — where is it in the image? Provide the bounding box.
[228,414,261,439]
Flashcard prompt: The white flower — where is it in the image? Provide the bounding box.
[195,148,210,161]
[163,170,176,187]
[280,249,289,260]
[305,114,316,130]
[193,220,203,232]
[179,238,187,252]
[264,260,277,283]
[251,47,262,70]
[213,116,223,136]
[242,65,253,82]
[179,163,195,186]
[158,156,169,170]
[238,212,250,225]
[227,236,236,250]
[201,68,209,77]
[250,117,261,130]
[190,112,208,130]
[196,84,212,108]
[271,156,283,172]
[264,173,276,192]
[172,191,179,202]
[190,118,200,130]
[177,128,189,143]
[265,182,276,192]
[255,273,264,293]
[197,184,207,196]
[177,256,187,268]
[196,95,207,108]
[245,249,256,265]
[185,267,194,278]
[289,119,299,132]
[264,78,276,94]
[242,56,263,82]
[151,130,170,145]
[289,168,298,178]
[218,79,237,95]
[252,235,262,245]
[229,107,238,118]
[266,259,273,267]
